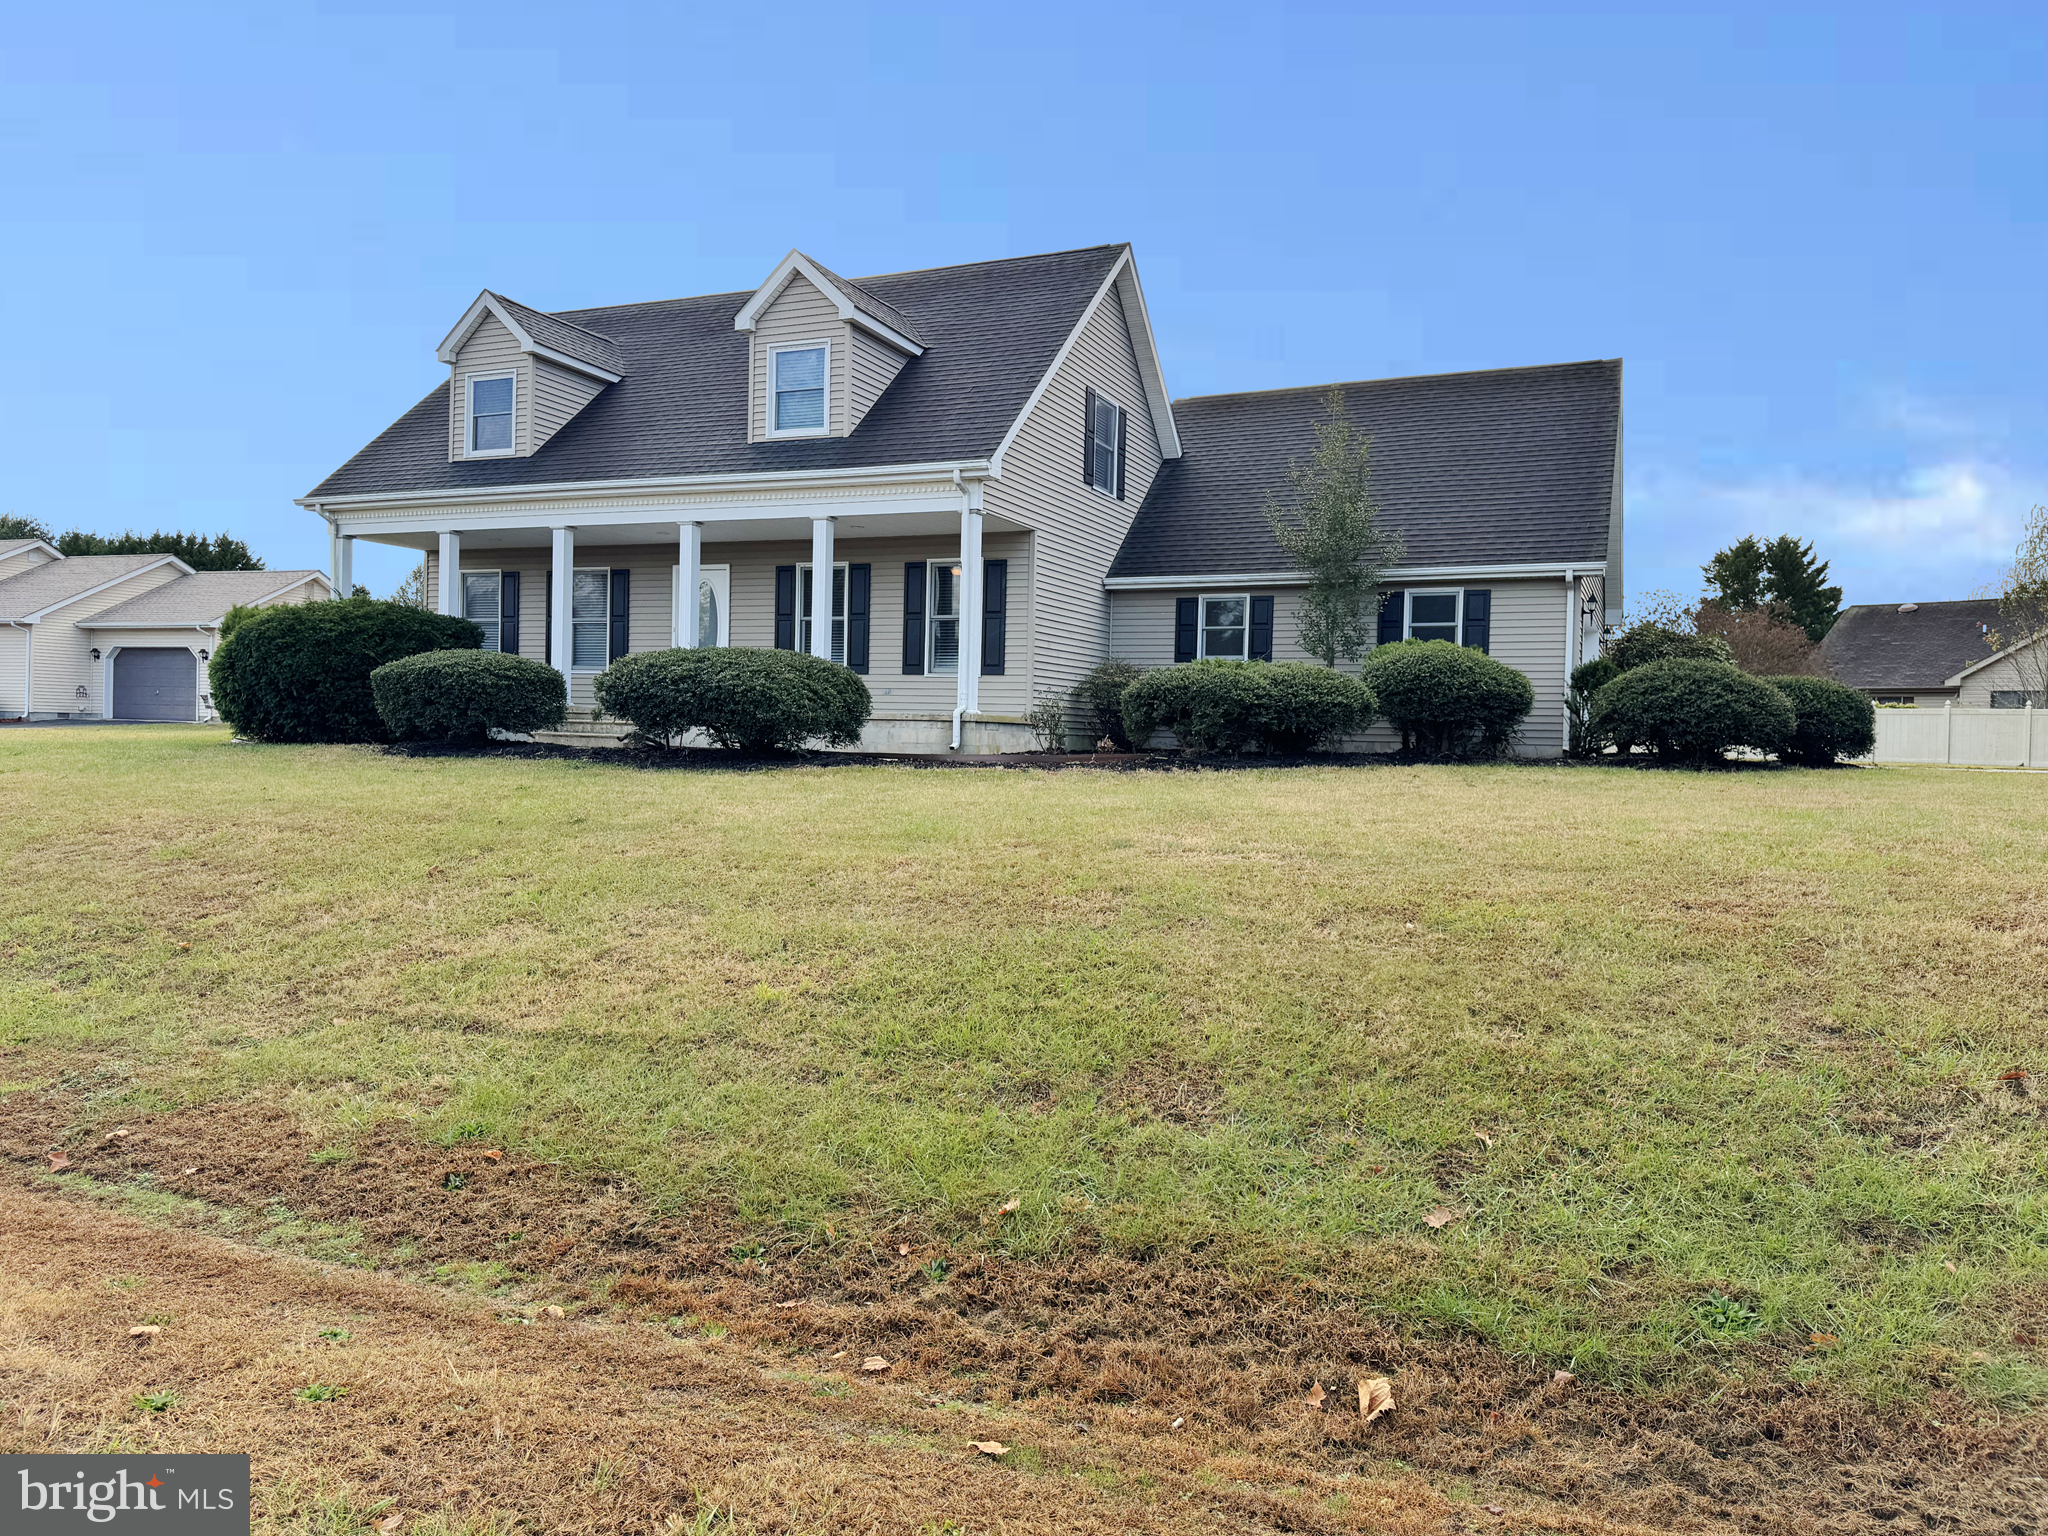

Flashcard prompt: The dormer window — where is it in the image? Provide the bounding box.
[467,373,515,455]
[769,343,829,436]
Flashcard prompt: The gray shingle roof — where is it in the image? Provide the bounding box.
[82,570,327,627]
[798,254,926,346]
[487,292,630,377]
[1820,599,2002,689]
[1107,360,1621,578]
[0,554,180,620]
[310,245,1127,500]
[0,538,50,559]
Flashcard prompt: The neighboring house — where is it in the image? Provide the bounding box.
[1820,599,2037,707]
[0,541,329,721]
[303,245,1622,754]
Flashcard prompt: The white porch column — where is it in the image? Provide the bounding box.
[809,517,836,660]
[958,489,985,719]
[550,526,576,684]
[437,530,462,615]
[331,531,353,598]
[676,522,703,647]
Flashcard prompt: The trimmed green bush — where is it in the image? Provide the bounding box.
[1593,658,1795,762]
[209,598,482,744]
[1359,640,1535,756]
[1073,657,1142,749]
[1119,660,1375,755]
[594,647,870,752]
[1570,656,1620,694]
[370,649,567,742]
[1604,620,1734,673]
[1767,674,1876,765]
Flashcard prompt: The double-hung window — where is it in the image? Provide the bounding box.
[1991,689,2048,708]
[925,560,963,674]
[468,373,515,455]
[1199,594,1248,659]
[799,562,847,663]
[1088,392,1122,494]
[770,343,829,436]
[571,568,610,669]
[1406,590,1462,643]
[463,571,502,652]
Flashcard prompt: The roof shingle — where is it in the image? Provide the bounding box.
[1108,360,1621,578]
[0,554,180,620]
[82,571,328,627]
[1820,599,2003,690]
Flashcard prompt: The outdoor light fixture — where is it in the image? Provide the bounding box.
[198,649,210,660]
[89,647,101,660]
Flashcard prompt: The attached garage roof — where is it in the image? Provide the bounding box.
[82,570,328,627]
[1821,599,2003,689]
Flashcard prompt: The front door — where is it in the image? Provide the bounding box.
[673,563,730,647]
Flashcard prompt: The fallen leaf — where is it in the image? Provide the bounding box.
[1552,1369,1575,1385]
[181,1167,198,1176]
[1369,1164,1384,1174]
[1473,1130,1494,1150]
[897,1243,912,1257]
[1358,1376,1395,1425]
[543,1305,564,1320]
[47,1153,70,1171]
[1943,1260,1958,1274]
[970,1440,1008,1457]
[861,1356,890,1373]
[128,1325,161,1341]
[1484,1504,1504,1516]
[1998,1068,2029,1080]
[830,1350,846,1360]
[1808,1332,1838,1348]
[377,1516,404,1534]
[481,1149,503,1161]
[105,1129,131,1141]
[1424,1207,1456,1230]
[1305,1382,1327,1409]
[997,1197,1021,1215]
[775,1299,804,1308]
[176,942,191,951]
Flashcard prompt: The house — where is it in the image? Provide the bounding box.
[303,245,1622,754]
[1821,599,2045,708]
[0,539,329,721]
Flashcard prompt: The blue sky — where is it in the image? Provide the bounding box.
[2,2,2042,605]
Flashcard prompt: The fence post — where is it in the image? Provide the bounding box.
[1942,703,1953,765]
[2028,700,2036,770]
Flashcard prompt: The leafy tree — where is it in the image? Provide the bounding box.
[1693,599,1818,676]
[1986,503,2048,705]
[391,562,429,609]
[0,513,55,543]
[1702,535,1769,610]
[1263,389,1404,666]
[53,528,264,571]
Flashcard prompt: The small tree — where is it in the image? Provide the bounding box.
[1262,389,1403,666]
[1987,503,2048,705]
[1693,599,1818,676]
[391,562,429,609]
[1701,535,1841,641]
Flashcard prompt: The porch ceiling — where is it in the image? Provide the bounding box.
[351,509,1027,553]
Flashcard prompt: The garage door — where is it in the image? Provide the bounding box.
[112,648,197,721]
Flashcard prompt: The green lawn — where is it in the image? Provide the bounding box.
[3,726,2044,1403]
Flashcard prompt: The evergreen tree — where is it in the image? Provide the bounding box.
[0,513,55,543]
[1702,535,1769,610]
[1263,389,1404,666]
[52,528,264,571]
[1761,535,1842,642]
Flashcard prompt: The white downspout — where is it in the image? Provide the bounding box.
[1561,568,1578,755]
[9,621,33,721]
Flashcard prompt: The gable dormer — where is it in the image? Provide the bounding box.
[437,292,625,462]
[733,252,924,442]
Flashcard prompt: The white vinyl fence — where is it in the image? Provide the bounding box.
[1866,705,2046,767]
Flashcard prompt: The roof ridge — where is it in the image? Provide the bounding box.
[1172,358,1621,406]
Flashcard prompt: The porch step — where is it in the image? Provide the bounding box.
[531,716,633,749]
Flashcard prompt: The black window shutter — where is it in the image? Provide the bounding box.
[543,570,552,665]
[500,571,520,657]
[847,563,871,674]
[981,559,1008,675]
[901,561,925,674]
[1377,589,1404,647]
[609,569,631,661]
[1115,404,1128,499]
[774,565,797,650]
[1249,595,1274,661]
[1082,386,1097,487]
[1174,596,1198,663]
[1462,589,1492,653]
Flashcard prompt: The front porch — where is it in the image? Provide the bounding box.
[328,491,1039,754]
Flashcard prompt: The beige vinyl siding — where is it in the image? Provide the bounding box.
[436,535,1030,717]
[530,357,606,453]
[28,563,185,716]
[982,283,1162,717]
[749,275,848,440]
[1108,577,1572,756]
[847,328,910,432]
[448,314,528,460]
[0,545,57,582]
[0,623,26,717]
[1955,642,2047,706]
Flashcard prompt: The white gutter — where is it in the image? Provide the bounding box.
[296,458,996,514]
[1103,561,1602,591]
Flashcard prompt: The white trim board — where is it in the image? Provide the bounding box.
[436,292,623,383]
[731,251,926,356]
[7,556,195,622]
[1103,561,1604,590]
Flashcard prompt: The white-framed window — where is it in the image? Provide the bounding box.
[466,371,516,456]
[1991,690,2047,708]
[926,559,963,674]
[798,561,847,663]
[571,568,610,669]
[1088,393,1122,493]
[462,570,503,652]
[1406,589,1462,644]
[768,342,830,436]
[1199,593,1249,659]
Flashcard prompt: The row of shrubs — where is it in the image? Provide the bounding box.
[211,595,1875,765]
